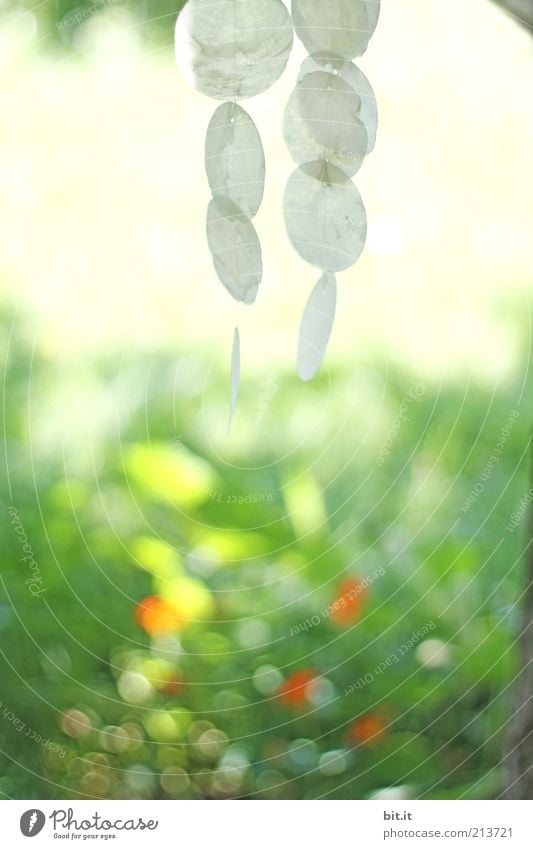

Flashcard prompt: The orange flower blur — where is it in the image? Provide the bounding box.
[134,595,184,636]
[330,577,368,626]
[160,675,184,695]
[348,713,387,745]
[278,669,316,708]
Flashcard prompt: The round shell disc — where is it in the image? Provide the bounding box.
[284,160,367,272]
[291,0,377,60]
[205,102,265,217]
[299,54,378,153]
[176,0,294,100]
[206,195,262,304]
[365,0,381,34]
[284,71,367,176]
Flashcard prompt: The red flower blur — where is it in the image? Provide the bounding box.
[134,595,184,636]
[278,669,317,708]
[160,675,184,695]
[330,577,368,626]
[348,713,387,745]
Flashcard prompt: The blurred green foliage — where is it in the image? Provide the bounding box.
[4,0,186,52]
[0,307,531,800]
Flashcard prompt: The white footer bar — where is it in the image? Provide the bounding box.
[2,800,530,848]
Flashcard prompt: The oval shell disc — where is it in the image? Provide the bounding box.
[284,160,367,272]
[299,54,378,153]
[206,195,262,304]
[284,71,367,176]
[298,272,337,381]
[205,102,265,218]
[291,0,377,60]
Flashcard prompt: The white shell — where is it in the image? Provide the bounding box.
[284,160,367,272]
[205,102,265,218]
[299,55,378,153]
[284,71,367,176]
[365,0,381,35]
[228,326,240,430]
[206,195,262,304]
[176,0,294,100]
[298,273,337,381]
[291,0,377,60]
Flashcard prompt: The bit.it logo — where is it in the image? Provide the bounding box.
[20,810,46,837]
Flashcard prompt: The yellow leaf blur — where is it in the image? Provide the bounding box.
[283,471,328,539]
[194,531,269,562]
[155,576,215,625]
[130,536,183,579]
[124,443,216,507]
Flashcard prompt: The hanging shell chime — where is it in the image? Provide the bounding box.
[284,0,380,381]
[175,0,294,424]
[175,0,380,414]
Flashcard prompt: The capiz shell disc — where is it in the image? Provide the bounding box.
[284,71,367,176]
[284,160,367,272]
[299,54,378,153]
[206,195,262,304]
[297,272,337,381]
[291,0,376,60]
[176,0,294,100]
[205,102,265,218]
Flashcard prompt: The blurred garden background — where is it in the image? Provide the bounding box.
[0,0,532,800]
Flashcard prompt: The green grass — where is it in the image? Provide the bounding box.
[1,308,531,799]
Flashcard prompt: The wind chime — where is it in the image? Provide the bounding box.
[175,0,379,419]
